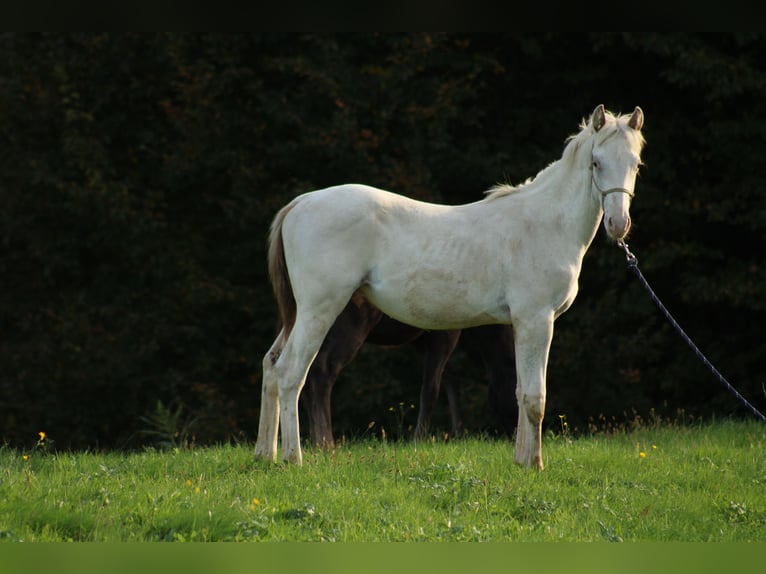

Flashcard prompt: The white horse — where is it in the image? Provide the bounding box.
[256,104,645,469]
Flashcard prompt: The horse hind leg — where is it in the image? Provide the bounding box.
[303,298,383,448]
[264,297,355,465]
[279,317,343,464]
[414,330,461,441]
[255,331,287,462]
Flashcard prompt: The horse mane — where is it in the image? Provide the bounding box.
[484,108,645,200]
[484,178,530,199]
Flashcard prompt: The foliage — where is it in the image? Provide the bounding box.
[0,33,765,447]
[137,400,197,450]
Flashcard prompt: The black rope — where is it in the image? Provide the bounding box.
[617,240,766,423]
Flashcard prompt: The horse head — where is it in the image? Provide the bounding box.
[589,104,645,241]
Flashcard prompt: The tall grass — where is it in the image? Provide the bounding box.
[1,420,764,542]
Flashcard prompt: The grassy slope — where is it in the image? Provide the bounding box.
[1,420,764,542]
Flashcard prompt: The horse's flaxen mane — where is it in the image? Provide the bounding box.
[484,108,644,201]
[484,178,529,199]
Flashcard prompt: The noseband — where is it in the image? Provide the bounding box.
[591,171,634,210]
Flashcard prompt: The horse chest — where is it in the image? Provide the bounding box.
[503,256,581,322]
[544,266,581,319]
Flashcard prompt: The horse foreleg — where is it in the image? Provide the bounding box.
[414,330,461,440]
[482,325,518,438]
[442,364,465,438]
[512,317,553,470]
[303,376,335,449]
[301,346,337,449]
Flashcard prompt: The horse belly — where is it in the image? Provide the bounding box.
[360,267,506,330]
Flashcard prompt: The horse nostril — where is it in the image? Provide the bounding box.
[606,214,630,237]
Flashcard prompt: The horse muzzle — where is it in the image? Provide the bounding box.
[601,187,633,241]
[606,212,631,240]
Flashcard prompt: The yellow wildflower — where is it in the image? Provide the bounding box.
[22,454,29,461]
[249,498,261,511]
[185,479,193,487]
[639,451,647,459]
[38,431,46,441]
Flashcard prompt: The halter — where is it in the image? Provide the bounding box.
[591,170,635,210]
[588,135,636,209]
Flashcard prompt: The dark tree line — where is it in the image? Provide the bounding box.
[1,33,764,449]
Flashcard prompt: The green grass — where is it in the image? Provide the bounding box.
[1,420,765,542]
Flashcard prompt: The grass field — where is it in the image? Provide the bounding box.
[1,419,764,542]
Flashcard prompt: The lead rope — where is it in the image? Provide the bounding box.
[616,240,766,423]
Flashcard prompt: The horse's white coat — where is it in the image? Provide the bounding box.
[256,105,645,468]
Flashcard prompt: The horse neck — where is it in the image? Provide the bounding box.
[525,156,603,256]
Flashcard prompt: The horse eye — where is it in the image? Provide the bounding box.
[592,159,600,170]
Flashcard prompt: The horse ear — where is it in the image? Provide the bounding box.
[591,104,606,132]
[628,106,644,131]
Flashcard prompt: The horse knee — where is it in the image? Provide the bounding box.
[261,360,279,394]
[520,393,545,423]
[262,335,286,386]
[262,353,274,376]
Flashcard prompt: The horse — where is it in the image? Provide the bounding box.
[257,104,645,469]
[300,295,517,448]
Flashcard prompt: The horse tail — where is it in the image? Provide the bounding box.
[267,197,302,341]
